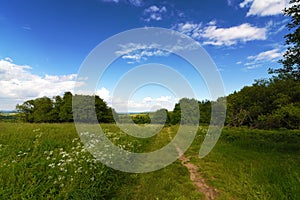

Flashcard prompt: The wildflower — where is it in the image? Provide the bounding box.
[48,163,55,168]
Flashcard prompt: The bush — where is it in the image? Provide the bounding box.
[257,104,300,129]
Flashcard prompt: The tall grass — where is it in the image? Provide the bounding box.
[0,123,127,199]
[0,122,299,199]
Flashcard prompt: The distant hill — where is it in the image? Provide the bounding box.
[0,110,17,114]
[0,110,18,121]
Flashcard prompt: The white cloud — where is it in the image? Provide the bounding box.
[115,40,199,63]
[173,22,202,39]
[86,88,177,112]
[0,59,79,110]
[101,0,119,3]
[22,26,32,31]
[115,43,169,63]
[4,57,13,62]
[96,87,111,103]
[201,23,267,46]
[143,5,167,22]
[240,0,289,16]
[244,63,262,70]
[248,49,283,61]
[111,95,176,113]
[101,0,143,7]
[245,48,283,69]
[239,0,253,8]
[156,96,171,102]
[267,19,290,35]
[116,43,160,55]
[143,97,153,102]
[174,22,267,46]
[128,0,143,7]
[207,20,217,26]
[227,0,234,6]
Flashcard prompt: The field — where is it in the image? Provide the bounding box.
[0,122,299,199]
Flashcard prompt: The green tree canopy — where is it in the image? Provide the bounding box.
[16,92,115,123]
[151,109,170,124]
[59,92,73,122]
[270,0,300,79]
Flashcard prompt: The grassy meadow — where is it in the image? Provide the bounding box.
[0,122,299,199]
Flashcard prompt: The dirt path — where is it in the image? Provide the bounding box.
[168,128,219,200]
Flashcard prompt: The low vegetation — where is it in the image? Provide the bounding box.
[0,122,299,199]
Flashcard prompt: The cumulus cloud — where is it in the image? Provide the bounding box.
[143,5,167,22]
[111,95,177,113]
[143,97,153,102]
[96,87,111,103]
[244,48,283,69]
[93,87,177,112]
[201,23,267,46]
[0,59,79,110]
[173,22,267,46]
[240,0,289,16]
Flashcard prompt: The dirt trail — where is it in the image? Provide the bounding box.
[168,128,219,200]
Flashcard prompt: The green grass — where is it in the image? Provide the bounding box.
[0,123,126,199]
[115,125,203,200]
[0,123,202,199]
[0,122,299,199]
[185,127,300,200]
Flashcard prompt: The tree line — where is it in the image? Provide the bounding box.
[117,99,211,125]
[15,86,299,129]
[16,94,211,125]
[16,92,115,123]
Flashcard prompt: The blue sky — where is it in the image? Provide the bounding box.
[0,0,290,111]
